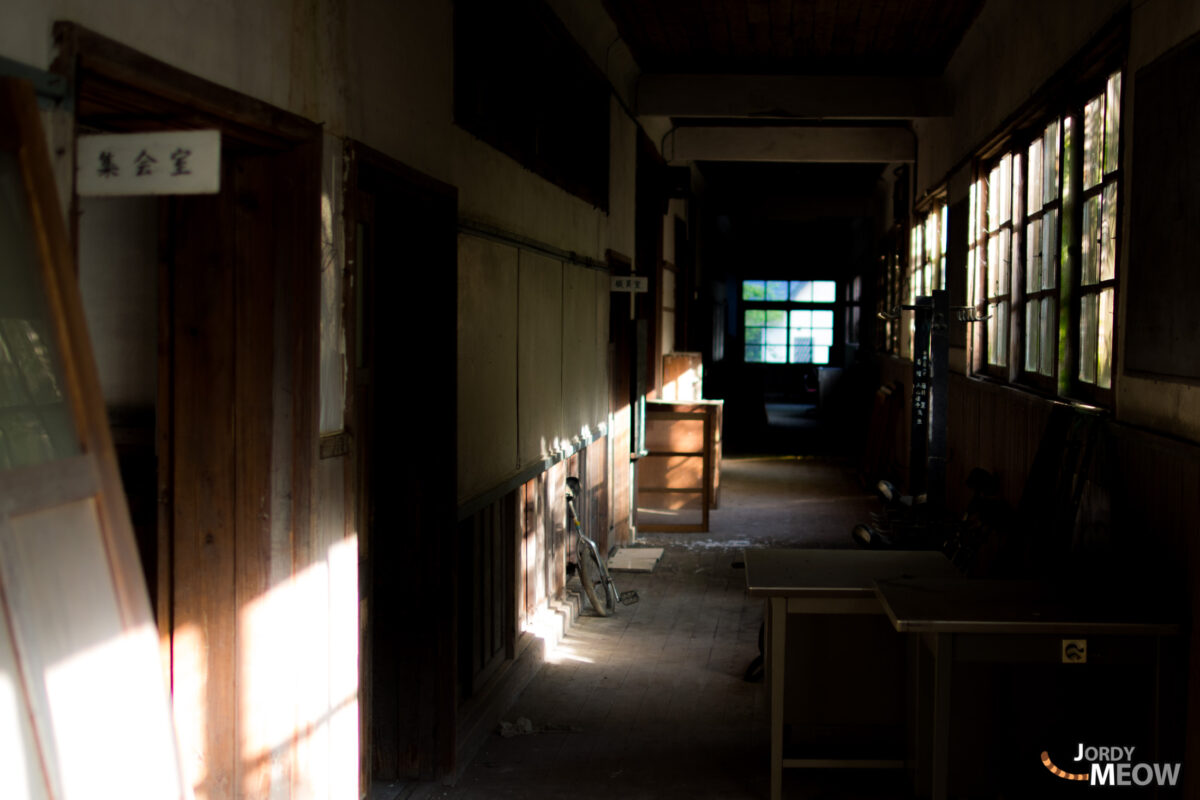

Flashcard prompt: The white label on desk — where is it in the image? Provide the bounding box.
[1062,639,1087,663]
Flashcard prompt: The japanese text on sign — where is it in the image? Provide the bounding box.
[77,130,220,196]
[610,276,648,293]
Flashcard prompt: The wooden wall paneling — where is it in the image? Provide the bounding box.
[170,172,238,798]
[547,460,567,599]
[231,151,286,799]
[946,374,966,510]
[277,139,324,800]
[155,199,174,686]
[591,437,609,555]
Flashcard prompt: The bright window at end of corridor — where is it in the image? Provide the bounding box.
[742,280,836,365]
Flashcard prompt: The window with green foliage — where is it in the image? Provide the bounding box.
[968,68,1122,402]
[742,280,836,365]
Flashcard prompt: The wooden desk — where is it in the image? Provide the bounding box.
[743,549,960,800]
[874,578,1181,800]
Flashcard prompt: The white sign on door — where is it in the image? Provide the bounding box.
[77,130,221,196]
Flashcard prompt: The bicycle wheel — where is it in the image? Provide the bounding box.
[576,542,616,616]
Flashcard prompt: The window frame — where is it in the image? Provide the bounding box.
[966,56,1125,406]
[910,197,948,360]
[1015,117,1064,393]
[1069,69,1123,405]
[741,279,839,366]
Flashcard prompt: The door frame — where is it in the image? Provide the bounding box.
[344,140,459,783]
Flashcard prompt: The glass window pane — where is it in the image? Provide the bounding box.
[813,310,834,329]
[1079,293,1098,383]
[1105,72,1122,175]
[790,344,812,364]
[742,280,765,301]
[0,151,80,469]
[790,309,811,328]
[1026,218,1042,293]
[766,280,789,301]
[967,246,977,308]
[745,327,764,345]
[1025,301,1039,372]
[813,328,833,346]
[789,280,812,302]
[1098,287,1114,389]
[745,345,764,363]
[812,281,836,302]
[987,303,998,365]
[1012,153,1024,228]
[987,234,999,297]
[968,180,978,242]
[1040,296,1056,376]
[765,327,787,345]
[996,300,1008,366]
[1101,183,1118,281]
[998,154,1012,225]
[1044,119,1060,203]
[765,310,787,327]
[812,346,830,365]
[791,329,811,346]
[764,345,786,363]
[1084,95,1103,189]
[1043,208,1059,290]
[1082,195,1101,285]
[1002,226,1014,296]
[745,309,765,326]
[1027,139,1043,213]
[987,165,1000,231]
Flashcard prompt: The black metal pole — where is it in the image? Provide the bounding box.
[909,295,932,497]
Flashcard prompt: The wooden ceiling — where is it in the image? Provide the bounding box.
[603,0,983,76]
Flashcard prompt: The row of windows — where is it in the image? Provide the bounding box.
[905,67,1123,406]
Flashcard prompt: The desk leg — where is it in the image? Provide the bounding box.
[769,597,786,800]
[931,633,950,800]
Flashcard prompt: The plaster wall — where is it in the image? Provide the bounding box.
[0,0,643,506]
[914,0,1125,194]
[1117,0,1200,442]
[76,196,157,411]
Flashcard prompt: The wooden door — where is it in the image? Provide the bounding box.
[347,144,458,782]
[0,78,185,800]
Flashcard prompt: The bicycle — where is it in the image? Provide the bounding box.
[565,476,638,616]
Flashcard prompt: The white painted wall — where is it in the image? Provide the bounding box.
[0,0,644,510]
[77,196,157,411]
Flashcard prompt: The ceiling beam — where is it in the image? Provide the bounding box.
[666,126,915,164]
[638,74,952,119]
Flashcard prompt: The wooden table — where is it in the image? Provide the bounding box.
[743,548,961,800]
[873,578,1181,800]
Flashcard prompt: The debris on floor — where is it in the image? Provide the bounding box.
[497,717,533,738]
[498,717,583,737]
[607,546,664,572]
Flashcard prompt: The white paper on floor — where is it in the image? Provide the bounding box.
[607,546,664,572]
